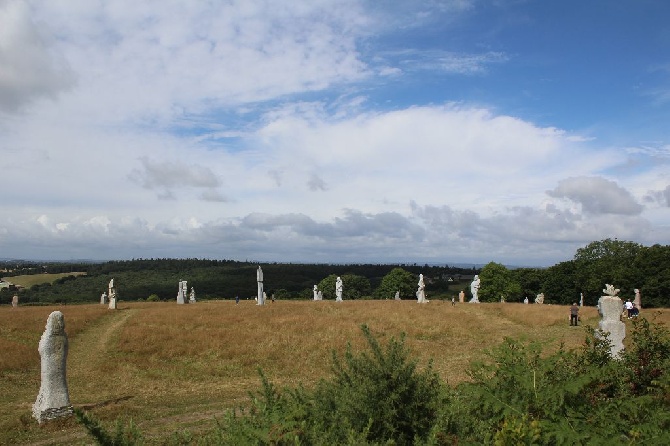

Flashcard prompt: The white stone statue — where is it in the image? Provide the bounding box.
[469,275,480,303]
[534,293,545,304]
[257,266,265,305]
[33,311,73,423]
[523,297,529,304]
[500,295,505,303]
[12,295,18,307]
[177,280,186,304]
[317,291,323,300]
[458,290,465,303]
[634,288,642,309]
[108,279,117,310]
[580,292,584,307]
[394,290,401,301]
[313,285,319,301]
[100,292,107,305]
[189,287,196,303]
[597,285,626,357]
[335,276,343,302]
[416,274,428,303]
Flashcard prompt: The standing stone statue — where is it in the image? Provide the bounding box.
[257,266,265,305]
[12,295,19,307]
[597,284,626,358]
[335,276,343,302]
[534,293,545,304]
[469,275,480,303]
[523,297,529,304]
[580,292,584,307]
[416,274,428,303]
[33,311,73,423]
[458,290,465,303]
[100,292,107,305]
[177,280,187,304]
[394,290,401,301]
[317,290,323,300]
[108,279,117,310]
[189,287,196,303]
[313,285,319,301]
[634,288,642,310]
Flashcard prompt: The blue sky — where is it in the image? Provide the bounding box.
[0,0,668,266]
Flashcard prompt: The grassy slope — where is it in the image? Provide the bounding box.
[1,301,668,445]
[2,273,87,288]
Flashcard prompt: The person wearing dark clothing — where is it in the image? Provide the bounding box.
[570,303,579,326]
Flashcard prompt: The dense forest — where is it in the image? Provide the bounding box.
[1,239,669,307]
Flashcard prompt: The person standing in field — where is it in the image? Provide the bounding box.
[569,302,580,326]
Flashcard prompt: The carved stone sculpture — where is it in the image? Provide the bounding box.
[257,266,265,305]
[189,287,196,303]
[395,291,401,301]
[458,290,465,303]
[469,275,480,303]
[313,285,319,301]
[416,274,428,303]
[534,293,544,304]
[634,288,642,309]
[33,311,73,423]
[108,279,117,309]
[100,292,107,305]
[177,280,186,304]
[597,286,626,358]
[12,295,18,307]
[335,277,343,302]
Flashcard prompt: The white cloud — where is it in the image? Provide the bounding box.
[0,0,74,111]
[547,177,644,216]
[0,0,667,265]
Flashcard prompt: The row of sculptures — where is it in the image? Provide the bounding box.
[96,271,643,308]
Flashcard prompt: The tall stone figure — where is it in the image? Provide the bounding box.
[33,311,73,423]
[458,290,465,303]
[100,292,107,305]
[597,284,626,358]
[257,266,265,305]
[108,278,117,310]
[416,274,428,303]
[469,275,480,303]
[335,276,343,302]
[313,285,320,301]
[177,280,187,304]
[189,287,196,303]
[634,288,642,310]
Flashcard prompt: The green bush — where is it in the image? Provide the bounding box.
[77,320,670,445]
[146,294,160,302]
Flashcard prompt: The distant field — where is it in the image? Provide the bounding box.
[1,272,87,288]
[1,301,667,445]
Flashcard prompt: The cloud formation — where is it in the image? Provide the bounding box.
[0,0,74,111]
[547,177,644,216]
[0,0,668,266]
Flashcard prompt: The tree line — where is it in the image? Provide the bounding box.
[1,239,669,307]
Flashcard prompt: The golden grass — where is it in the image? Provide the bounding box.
[2,272,87,288]
[1,301,667,445]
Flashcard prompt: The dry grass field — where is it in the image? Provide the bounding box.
[1,300,668,445]
[1,273,87,289]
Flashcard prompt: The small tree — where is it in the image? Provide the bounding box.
[478,262,522,302]
[374,267,416,299]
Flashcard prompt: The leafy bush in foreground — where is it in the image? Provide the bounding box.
[78,319,670,445]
